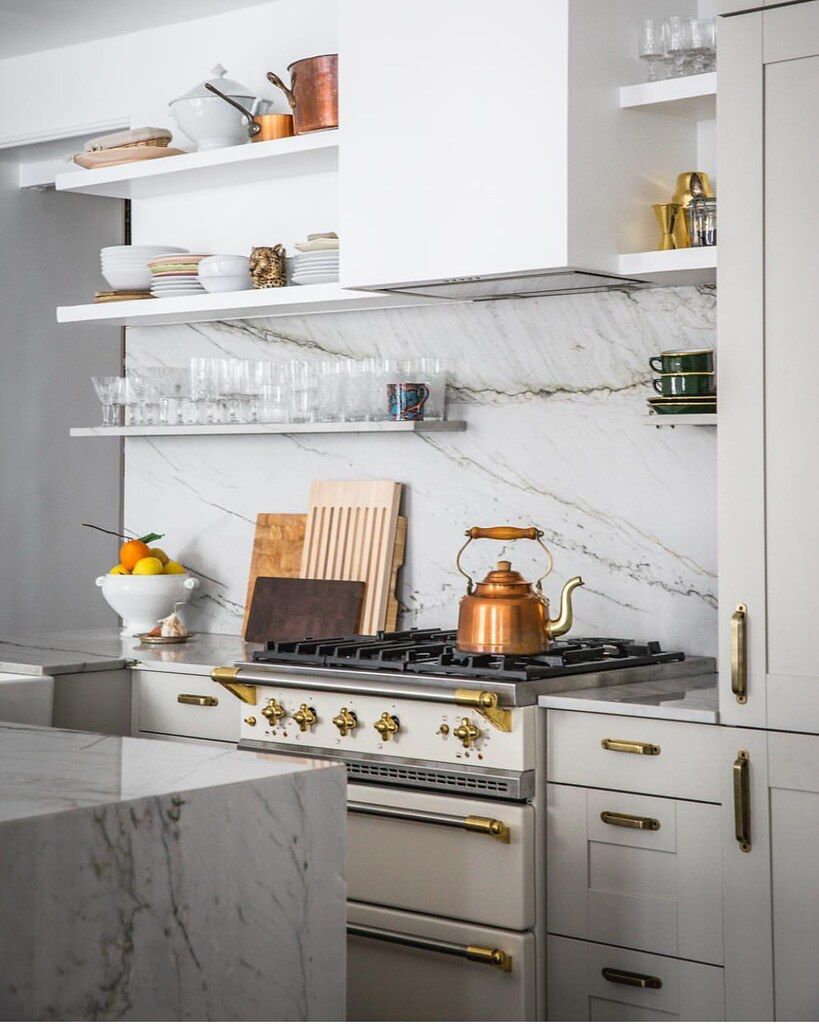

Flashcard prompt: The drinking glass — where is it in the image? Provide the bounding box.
[689,18,714,75]
[124,371,159,426]
[665,16,694,77]
[637,19,666,82]
[287,361,318,423]
[153,368,189,426]
[413,357,448,421]
[259,363,288,424]
[698,18,716,73]
[91,376,122,426]
[317,359,346,422]
[190,357,220,424]
[343,359,371,422]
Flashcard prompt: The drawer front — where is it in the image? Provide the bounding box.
[548,784,723,965]
[547,709,720,802]
[134,670,239,742]
[548,935,725,1021]
[347,783,535,929]
[348,900,535,1022]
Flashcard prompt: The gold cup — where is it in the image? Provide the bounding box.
[652,203,680,251]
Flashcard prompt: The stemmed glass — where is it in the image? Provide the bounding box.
[91,376,123,426]
[665,16,694,77]
[637,19,667,83]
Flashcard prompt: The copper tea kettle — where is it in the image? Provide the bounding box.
[456,526,584,655]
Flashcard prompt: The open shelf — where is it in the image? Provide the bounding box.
[70,420,465,438]
[54,131,340,200]
[620,73,716,121]
[57,282,441,326]
[645,413,717,427]
[618,246,716,286]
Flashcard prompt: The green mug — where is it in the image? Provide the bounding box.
[652,372,716,398]
[649,348,714,374]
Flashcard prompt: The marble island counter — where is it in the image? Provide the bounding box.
[0,722,345,1021]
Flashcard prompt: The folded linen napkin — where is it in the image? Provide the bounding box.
[85,127,172,152]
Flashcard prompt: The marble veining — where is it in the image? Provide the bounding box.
[124,286,717,655]
[538,673,719,724]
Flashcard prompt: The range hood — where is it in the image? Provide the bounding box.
[365,268,644,301]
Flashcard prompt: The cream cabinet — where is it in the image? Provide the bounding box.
[131,669,238,744]
[718,1,819,732]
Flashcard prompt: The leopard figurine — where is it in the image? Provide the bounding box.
[249,244,287,289]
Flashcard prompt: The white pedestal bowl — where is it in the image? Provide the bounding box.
[96,573,199,636]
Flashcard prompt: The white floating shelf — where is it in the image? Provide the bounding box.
[645,413,717,427]
[70,421,466,438]
[620,73,716,120]
[57,282,441,327]
[618,247,716,286]
[54,131,340,200]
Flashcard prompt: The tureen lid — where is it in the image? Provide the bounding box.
[170,63,255,104]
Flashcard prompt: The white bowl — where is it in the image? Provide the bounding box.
[198,254,250,276]
[102,267,154,290]
[199,274,253,292]
[96,573,199,636]
[101,245,187,257]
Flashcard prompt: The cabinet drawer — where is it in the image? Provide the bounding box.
[547,709,720,802]
[548,934,725,1021]
[347,783,534,929]
[348,900,535,1021]
[134,670,239,743]
[548,784,723,965]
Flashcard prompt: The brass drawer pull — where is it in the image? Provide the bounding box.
[731,603,748,704]
[600,810,660,831]
[733,749,751,852]
[348,801,510,842]
[601,737,660,756]
[602,967,662,990]
[177,694,218,707]
[347,923,512,971]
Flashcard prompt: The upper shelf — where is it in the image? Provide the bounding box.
[620,73,716,121]
[54,131,340,200]
[618,247,716,286]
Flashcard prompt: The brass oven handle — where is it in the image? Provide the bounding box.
[733,749,751,852]
[455,525,553,593]
[348,800,510,843]
[347,924,512,971]
[601,811,661,831]
[601,737,661,756]
[731,603,748,703]
[602,967,662,990]
[177,694,218,707]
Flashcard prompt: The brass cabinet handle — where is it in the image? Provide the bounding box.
[602,967,662,990]
[601,737,660,756]
[347,923,512,971]
[348,800,510,842]
[731,603,748,703]
[600,811,660,831]
[177,694,218,707]
[733,749,751,852]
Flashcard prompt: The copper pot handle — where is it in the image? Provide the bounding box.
[266,71,297,112]
[456,526,553,594]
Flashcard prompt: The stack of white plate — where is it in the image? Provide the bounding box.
[100,245,187,292]
[147,254,210,297]
[291,250,340,286]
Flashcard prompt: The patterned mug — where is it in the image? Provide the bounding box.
[387,382,430,421]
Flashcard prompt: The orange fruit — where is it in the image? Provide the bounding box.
[119,539,151,571]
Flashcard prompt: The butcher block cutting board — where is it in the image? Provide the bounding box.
[243,510,406,637]
[244,577,365,645]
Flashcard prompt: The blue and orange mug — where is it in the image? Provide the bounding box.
[387,382,430,421]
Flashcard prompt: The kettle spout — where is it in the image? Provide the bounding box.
[547,576,585,639]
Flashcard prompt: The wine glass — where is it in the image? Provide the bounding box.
[91,376,122,426]
[665,16,694,78]
[637,19,667,83]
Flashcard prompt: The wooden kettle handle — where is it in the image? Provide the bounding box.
[466,526,542,541]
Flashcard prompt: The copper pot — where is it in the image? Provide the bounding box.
[267,54,338,135]
[455,526,584,655]
[252,113,295,142]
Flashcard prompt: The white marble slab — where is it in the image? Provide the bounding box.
[124,285,718,656]
[0,723,346,1020]
[538,672,719,723]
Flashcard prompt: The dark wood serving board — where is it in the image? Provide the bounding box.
[244,576,366,644]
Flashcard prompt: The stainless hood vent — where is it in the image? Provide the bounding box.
[368,268,645,301]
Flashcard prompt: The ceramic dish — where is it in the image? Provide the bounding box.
[648,398,717,415]
[200,275,253,293]
[103,268,153,290]
[136,632,195,645]
[198,254,250,276]
[103,246,187,256]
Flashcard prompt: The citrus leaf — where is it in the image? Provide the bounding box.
[137,532,164,544]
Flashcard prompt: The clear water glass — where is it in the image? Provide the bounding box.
[665,16,694,77]
[413,357,447,420]
[343,359,371,421]
[637,19,666,82]
[288,361,318,423]
[317,359,346,422]
[91,376,122,426]
[190,357,221,425]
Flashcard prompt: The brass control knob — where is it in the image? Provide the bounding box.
[374,711,400,741]
[332,707,358,737]
[453,717,481,749]
[244,715,257,726]
[261,698,286,726]
[293,703,318,733]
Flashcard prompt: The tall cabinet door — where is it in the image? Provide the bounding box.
[718,2,819,730]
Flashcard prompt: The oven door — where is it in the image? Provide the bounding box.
[347,900,536,1022]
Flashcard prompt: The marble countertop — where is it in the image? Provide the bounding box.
[0,720,337,823]
[0,627,256,677]
[538,672,719,723]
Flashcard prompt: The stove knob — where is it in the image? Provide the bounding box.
[332,707,358,737]
[374,711,400,742]
[453,717,481,749]
[293,703,318,733]
[261,698,286,726]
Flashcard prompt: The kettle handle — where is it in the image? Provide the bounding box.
[456,526,554,595]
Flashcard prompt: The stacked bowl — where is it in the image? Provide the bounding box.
[147,254,210,297]
[101,245,188,293]
[197,254,253,293]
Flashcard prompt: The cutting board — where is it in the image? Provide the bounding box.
[300,481,403,635]
[244,577,366,645]
[243,510,407,638]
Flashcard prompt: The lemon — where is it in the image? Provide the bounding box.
[109,564,130,575]
[148,547,170,566]
[132,556,165,576]
[164,560,187,575]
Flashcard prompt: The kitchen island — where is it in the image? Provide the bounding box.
[0,722,346,1021]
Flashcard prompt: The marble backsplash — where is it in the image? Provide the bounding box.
[124,286,717,656]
